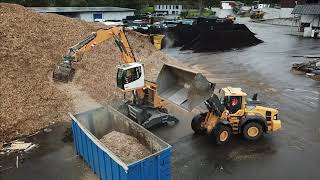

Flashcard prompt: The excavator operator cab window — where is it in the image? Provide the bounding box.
[124,67,141,84]
[117,66,141,90]
[222,96,242,114]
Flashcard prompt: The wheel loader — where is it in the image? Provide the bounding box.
[250,10,265,19]
[157,64,282,144]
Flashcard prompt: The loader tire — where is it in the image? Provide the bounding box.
[211,124,232,145]
[242,122,263,141]
[191,113,207,135]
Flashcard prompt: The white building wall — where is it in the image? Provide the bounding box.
[301,15,320,27]
[154,4,183,15]
[79,11,134,22]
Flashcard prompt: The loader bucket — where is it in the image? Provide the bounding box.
[157,64,215,111]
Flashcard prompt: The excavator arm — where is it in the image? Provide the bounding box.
[53,26,137,82]
[65,27,135,63]
[71,28,136,64]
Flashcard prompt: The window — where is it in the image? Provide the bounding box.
[117,68,125,89]
[124,67,141,84]
[223,96,242,114]
[166,5,168,9]
[158,5,160,9]
[266,111,272,121]
[93,13,102,21]
[169,5,171,9]
[117,67,142,89]
[176,5,179,9]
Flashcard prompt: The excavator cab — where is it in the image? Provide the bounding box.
[117,62,145,91]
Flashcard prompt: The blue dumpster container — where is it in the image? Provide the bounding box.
[70,106,172,180]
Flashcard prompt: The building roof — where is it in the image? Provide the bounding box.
[292,4,320,15]
[30,7,135,13]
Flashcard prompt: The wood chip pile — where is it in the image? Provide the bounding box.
[100,131,151,164]
[0,3,175,142]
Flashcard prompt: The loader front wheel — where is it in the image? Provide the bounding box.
[242,122,263,141]
[191,113,207,135]
[212,125,232,145]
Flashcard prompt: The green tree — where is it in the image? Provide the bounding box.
[69,0,87,6]
[54,0,71,6]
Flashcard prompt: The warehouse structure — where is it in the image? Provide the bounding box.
[30,7,135,22]
[292,4,320,38]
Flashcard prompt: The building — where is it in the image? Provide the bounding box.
[30,7,135,22]
[154,4,183,15]
[280,0,305,18]
[292,4,320,37]
[220,1,236,10]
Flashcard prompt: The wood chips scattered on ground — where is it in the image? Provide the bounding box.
[100,131,151,164]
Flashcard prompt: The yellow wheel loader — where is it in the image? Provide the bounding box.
[250,10,265,19]
[157,64,282,144]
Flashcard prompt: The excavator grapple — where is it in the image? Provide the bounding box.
[52,56,75,82]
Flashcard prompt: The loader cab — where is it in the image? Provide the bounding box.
[219,87,247,116]
[117,63,145,91]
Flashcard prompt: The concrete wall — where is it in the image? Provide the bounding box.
[211,7,234,18]
[280,8,294,18]
[254,18,299,26]
[154,5,183,15]
[258,8,294,19]
[79,11,134,22]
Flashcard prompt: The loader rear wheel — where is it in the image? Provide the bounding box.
[211,125,232,145]
[191,113,207,135]
[242,122,263,141]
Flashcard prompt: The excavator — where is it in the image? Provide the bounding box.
[53,26,181,128]
[157,64,282,144]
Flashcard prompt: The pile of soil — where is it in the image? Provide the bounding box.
[167,23,263,52]
[0,3,175,142]
[100,131,151,164]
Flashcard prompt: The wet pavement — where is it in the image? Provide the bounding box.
[1,19,320,180]
[161,20,320,180]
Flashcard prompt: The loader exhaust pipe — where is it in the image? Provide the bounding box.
[157,64,215,111]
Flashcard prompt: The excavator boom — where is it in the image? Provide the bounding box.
[53,27,136,82]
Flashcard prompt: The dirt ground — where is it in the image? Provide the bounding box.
[0,3,176,142]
